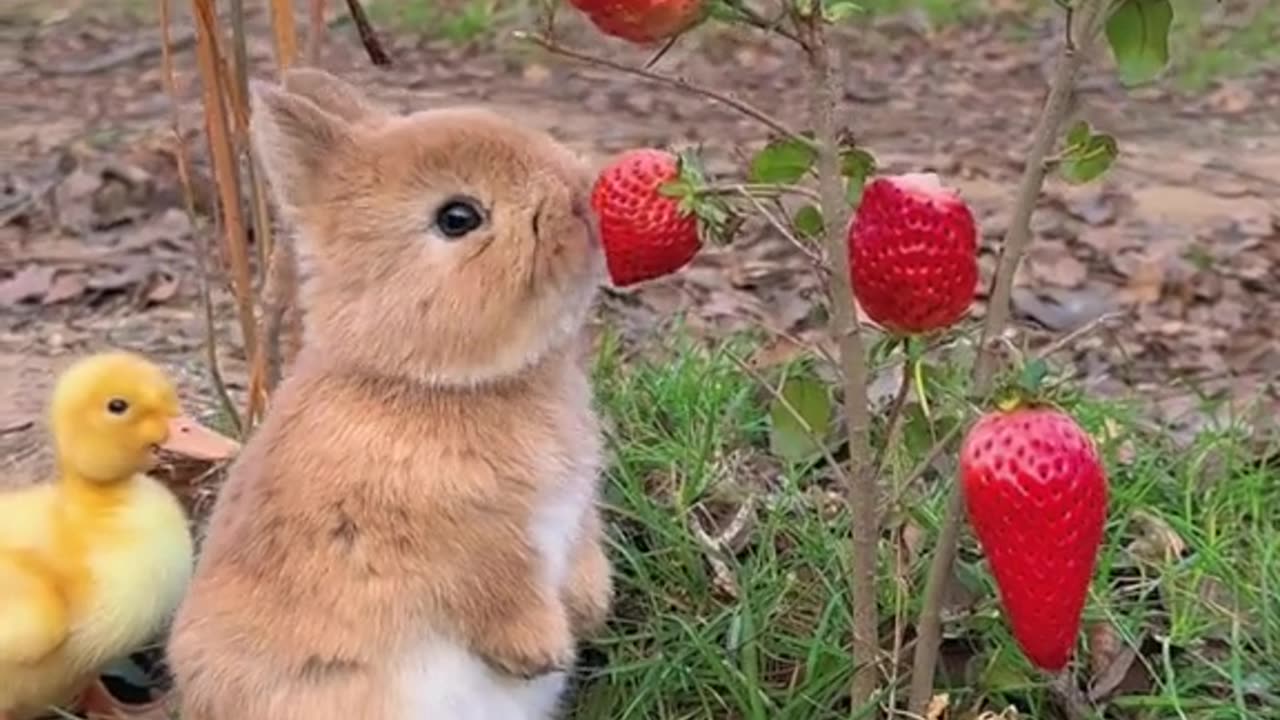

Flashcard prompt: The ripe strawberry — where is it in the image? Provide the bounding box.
[567,0,707,44]
[847,172,978,335]
[591,148,701,287]
[959,405,1109,672]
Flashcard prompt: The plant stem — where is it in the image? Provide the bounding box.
[267,0,298,70]
[874,352,913,477]
[158,0,241,437]
[807,16,879,715]
[191,0,259,433]
[516,32,810,145]
[905,1,1110,713]
[344,0,392,66]
[306,0,326,65]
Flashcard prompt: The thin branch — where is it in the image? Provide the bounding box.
[306,0,327,66]
[808,13,879,712]
[875,352,913,477]
[737,188,825,266]
[514,31,810,145]
[906,1,1111,713]
[344,0,392,66]
[227,0,276,419]
[267,0,299,71]
[724,351,850,490]
[159,0,241,436]
[1033,310,1124,360]
[191,0,259,433]
[700,182,822,201]
[722,0,808,48]
[895,424,964,505]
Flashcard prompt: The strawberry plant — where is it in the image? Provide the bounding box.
[514,0,1182,716]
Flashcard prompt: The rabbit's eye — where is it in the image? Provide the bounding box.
[434,198,485,239]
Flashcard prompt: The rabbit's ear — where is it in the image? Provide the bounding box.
[281,67,389,124]
[250,81,353,210]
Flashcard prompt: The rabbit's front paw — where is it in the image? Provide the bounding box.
[477,601,575,680]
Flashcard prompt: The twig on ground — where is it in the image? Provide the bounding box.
[749,318,840,371]
[906,1,1111,713]
[27,28,196,76]
[344,0,392,66]
[1051,670,1093,720]
[514,31,809,144]
[158,0,241,436]
[806,12,880,712]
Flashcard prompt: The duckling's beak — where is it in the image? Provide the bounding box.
[159,415,241,461]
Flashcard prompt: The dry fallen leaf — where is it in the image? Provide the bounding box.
[1126,509,1187,565]
[1086,621,1142,702]
[144,271,180,304]
[924,692,949,720]
[1119,255,1167,305]
[0,265,55,305]
[42,271,88,304]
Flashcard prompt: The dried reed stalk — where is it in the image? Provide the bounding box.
[158,0,243,436]
[268,0,299,70]
[190,0,262,427]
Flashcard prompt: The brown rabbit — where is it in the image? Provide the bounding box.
[165,68,613,720]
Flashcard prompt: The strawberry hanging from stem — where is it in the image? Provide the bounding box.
[959,377,1109,672]
[590,147,728,287]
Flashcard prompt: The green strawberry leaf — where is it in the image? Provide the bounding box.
[792,204,824,238]
[749,137,818,184]
[839,147,876,206]
[768,370,834,465]
[822,0,863,22]
[1059,123,1119,185]
[839,147,876,179]
[1104,0,1175,86]
[1018,357,1050,395]
[1065,119,1090,148]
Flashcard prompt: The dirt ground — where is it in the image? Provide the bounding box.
[3,1,1279,487]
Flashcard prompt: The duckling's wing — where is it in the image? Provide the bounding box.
[0,550,69,664]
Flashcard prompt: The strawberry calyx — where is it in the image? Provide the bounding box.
[657,147,734,245]
[988,355,1072,417]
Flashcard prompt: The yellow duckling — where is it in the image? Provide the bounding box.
[0,351,240,720]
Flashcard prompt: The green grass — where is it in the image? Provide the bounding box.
[1168,0,1280,92]
[365,0,522,45]
[569,325,1280,719]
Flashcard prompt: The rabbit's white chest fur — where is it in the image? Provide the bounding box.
[394,466,594,719]
[395,641,568,720]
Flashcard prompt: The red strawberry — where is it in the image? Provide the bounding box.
[847,172,979,335]
[591,148,701,287]
[959,405,1109,672]
[567,0,707,44]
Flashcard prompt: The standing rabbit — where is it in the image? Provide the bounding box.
[166,68,613,720]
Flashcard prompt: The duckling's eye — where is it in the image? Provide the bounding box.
[106,398,129,415]
[434,198,485,239]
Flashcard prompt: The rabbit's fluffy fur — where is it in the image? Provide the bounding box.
[166,68,613,720]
